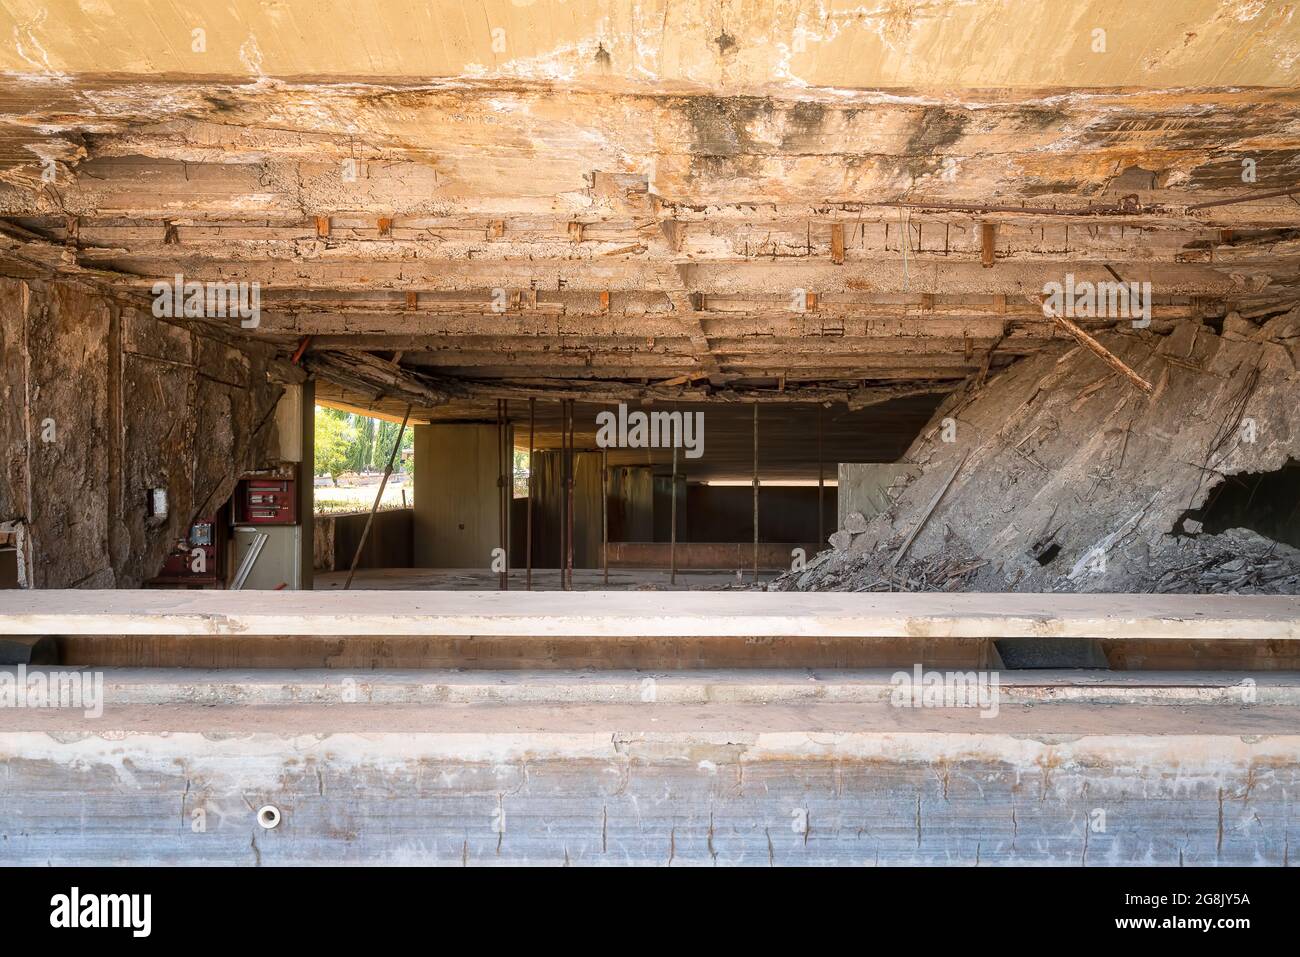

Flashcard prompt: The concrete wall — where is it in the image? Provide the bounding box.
[687,484,837,545]
[605,541,816,571]
[314,508,414,573]
[0,284,24,532]
[0,279,285,588]
[606,465,652,542]
[413,424,507,568]
[530,450,603,569]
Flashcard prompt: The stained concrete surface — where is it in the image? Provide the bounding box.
[2,680,1295,865]
[59,667,1300,707]
[7,1,1297,88]
[0,0,1297,868]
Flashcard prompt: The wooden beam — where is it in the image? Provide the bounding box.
[1048,312,1155,395]
[302,350,465,407]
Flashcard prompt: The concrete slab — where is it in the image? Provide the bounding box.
[43,667,1300,707]
[2,591,1297,639]
[5,701,1299,736]
[1,686,1296,865]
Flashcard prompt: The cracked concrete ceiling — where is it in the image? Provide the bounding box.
[0,0,1298,421]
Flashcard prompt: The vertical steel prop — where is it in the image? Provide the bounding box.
[526,397,534,591]
[817,405,824,547]
[670,442,678,586]
[601,445,609,587]
[565,399,575,590]
[752,403,759,580]
[496,399,506,591]
[558,398,567,590]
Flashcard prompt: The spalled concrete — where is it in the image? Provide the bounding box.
[0,279,287,588]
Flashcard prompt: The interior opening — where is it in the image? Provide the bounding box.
[1034,543,1062,566]
[1178,460,1300,548]
[310,395,942,590]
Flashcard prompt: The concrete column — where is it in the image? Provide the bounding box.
[260,380,314,590]
[298,381,314,590]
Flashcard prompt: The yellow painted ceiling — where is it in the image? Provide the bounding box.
[3,0,1297,89]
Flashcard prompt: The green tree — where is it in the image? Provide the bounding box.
[513,448,530,497]
[314,407,357,485]
[347,414,377,473]
[375,418,414,472]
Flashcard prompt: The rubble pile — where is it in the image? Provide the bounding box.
[770,309,1300,595]
[1147,528,1300,594]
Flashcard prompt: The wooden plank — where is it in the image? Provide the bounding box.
[1050,313,1155,394]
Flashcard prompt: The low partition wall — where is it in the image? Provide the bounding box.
[603,541,818,570]
[313,508,413,572]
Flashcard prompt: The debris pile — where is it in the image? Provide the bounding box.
[770,309,1300,595]
[1147,528,1300,594]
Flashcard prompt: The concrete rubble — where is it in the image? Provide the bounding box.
[773,308,1300,595]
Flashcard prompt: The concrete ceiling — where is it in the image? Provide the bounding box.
[3,1,1296,87]
[0,0,1298,417]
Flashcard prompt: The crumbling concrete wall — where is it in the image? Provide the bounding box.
[776,310,1300,594]
[0,279,284,587]
[0,281,30,536]
[24,283,114,587]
